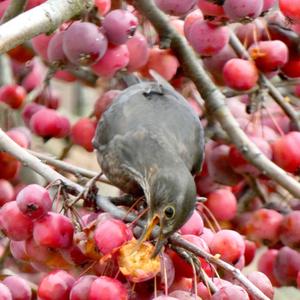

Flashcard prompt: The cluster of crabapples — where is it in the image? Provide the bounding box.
[1,0,300,299]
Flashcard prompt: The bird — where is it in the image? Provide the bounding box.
[92,75,204,257]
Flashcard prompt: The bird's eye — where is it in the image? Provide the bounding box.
[164,206,175,219]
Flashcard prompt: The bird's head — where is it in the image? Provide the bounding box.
[139,167,197,257]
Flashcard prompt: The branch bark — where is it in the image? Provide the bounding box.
[133,0,300,199]
[28,150,110,184]
[0,0,86,54]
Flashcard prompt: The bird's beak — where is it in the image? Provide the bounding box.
[151,232,165,258]
[138,214,167,257]
[138,214,160,245]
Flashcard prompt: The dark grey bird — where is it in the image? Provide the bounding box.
[93,76,204,256]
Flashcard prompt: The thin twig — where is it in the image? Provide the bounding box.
[28,149,111,184]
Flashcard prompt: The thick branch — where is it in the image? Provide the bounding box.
[0,0,86,54]
[133,0,300,199]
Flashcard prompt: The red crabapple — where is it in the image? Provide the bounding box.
[0,152,21,180]
[63,21,108,66]
[184,9,203,39]
[92,44,129,77]
[126,31,150,72]
[274,246,300,286]
[140,47,179,80]
[209,230,245,264]
[22,103,44,127]
[187,21,229,56]
[244,240,256,266]
[94,218,132,255]
[235,20,265,47]
[246,271,274,300]
[6,128,30,149]
[179,210,204,236]
[3,276,32,300]
[16,184,52,219]
[197,0,225,17]
[223,0,263,21]
[246,208,283,245]
[211,285,249,300]
[279,0,300,23]
[0,283,12,300]
[30,108,70,139]
[71,118,97,152]
[272,131,300,173]
[31,33,52,61]
[69,275,97,300]
[9,240,28,261]
[263,0,276,11]
[197,278,232,300]
[223,58,259,91]
[33,212,74,249]
[0,84,26,109]
[21,59,46,92]
[203,45,237,85]
[47,31,67,65]
[258,249,280,286]
[89,276,128,300]
[94,0,111,15]
[34,89,61,110]
[206,188,237,221]
[280,211,300,249]
[0,180,14,207]
[26,0,46,9]
[38,270,75,300]
[94,90,120,120]
[103,9,138,45]
[282,57,300,78]
[155,0,196,16]
[0,201,33,241]
[249,40,288,72]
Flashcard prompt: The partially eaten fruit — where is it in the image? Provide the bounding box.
[117,239,161,283]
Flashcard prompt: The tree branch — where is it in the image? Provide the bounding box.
[0,0,87,55]
[133,0,300,199]
[28,150,110,184]
[0,129,83,193]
